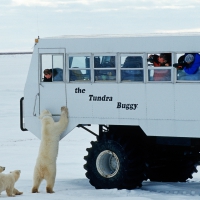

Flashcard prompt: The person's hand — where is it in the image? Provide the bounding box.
[175,65,184,70]
[173,63,183,70]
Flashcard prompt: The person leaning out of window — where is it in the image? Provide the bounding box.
[148,53,171,81]
[173,53,200,80]
[43,68,63,82]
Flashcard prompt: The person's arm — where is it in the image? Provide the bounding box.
[184,62,199,74]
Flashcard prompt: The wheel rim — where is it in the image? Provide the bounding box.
[96,150,120,178]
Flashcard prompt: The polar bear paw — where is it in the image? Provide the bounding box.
[13,188,23,195]
[61,106,68,113]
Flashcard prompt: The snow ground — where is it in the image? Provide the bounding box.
[0,54,200,199]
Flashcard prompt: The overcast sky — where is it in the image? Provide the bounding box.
[0,0,200,51]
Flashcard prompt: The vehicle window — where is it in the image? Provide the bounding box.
[41,54,64,82]
[69,56,90,81]
[120,55,143,82]
[94,56,116,81]
[175,53,200,81]
[147,53,172,82]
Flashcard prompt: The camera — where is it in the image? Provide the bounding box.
[173,61,190,69]
[147,55,155,63]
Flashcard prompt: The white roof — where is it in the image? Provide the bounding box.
[43,32,200,39]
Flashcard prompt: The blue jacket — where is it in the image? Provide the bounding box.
[53,68,63,81]
[184,53,200,74]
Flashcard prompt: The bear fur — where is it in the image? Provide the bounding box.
[0,167,22,196]
[0,170,21,197]
[32,106,68,193]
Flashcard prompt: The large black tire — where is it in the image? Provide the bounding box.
[147,148,198,182]
[84,134,147,189]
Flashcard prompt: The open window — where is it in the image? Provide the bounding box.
[175,53,200,81]
[41,54,64,82]
[147,53,172,82]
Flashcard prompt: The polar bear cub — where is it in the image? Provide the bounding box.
[0,170,21,197]
[32,106,68,193]
[0,167,22,196]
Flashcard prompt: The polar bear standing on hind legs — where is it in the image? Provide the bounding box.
[32,106,68,193]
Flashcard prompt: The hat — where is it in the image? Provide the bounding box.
[184,54,194,63]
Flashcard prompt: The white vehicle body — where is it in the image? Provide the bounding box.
[22,34,200,139]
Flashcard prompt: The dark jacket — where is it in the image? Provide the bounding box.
[43,68,63,82]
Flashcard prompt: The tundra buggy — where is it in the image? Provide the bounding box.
[20,34,200,189]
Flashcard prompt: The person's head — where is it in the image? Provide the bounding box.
[184,54,194,64]
[43,69,52,79]
[158,54,169,64]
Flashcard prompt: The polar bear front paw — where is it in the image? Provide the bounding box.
[61,106,68,113]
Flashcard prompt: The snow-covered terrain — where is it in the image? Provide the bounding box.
[1,54,200,199]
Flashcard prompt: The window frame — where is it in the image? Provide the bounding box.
[62,52,200,84]
[120,53,144,83]
[67,54,92,82]
[39,53,65,83]
[175,52,200,83]
[93,54,117,83]
[147,53,173,83]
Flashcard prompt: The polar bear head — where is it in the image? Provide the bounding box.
[0,166,5,173]
[10,170,21,182]
[39,109,52,119]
